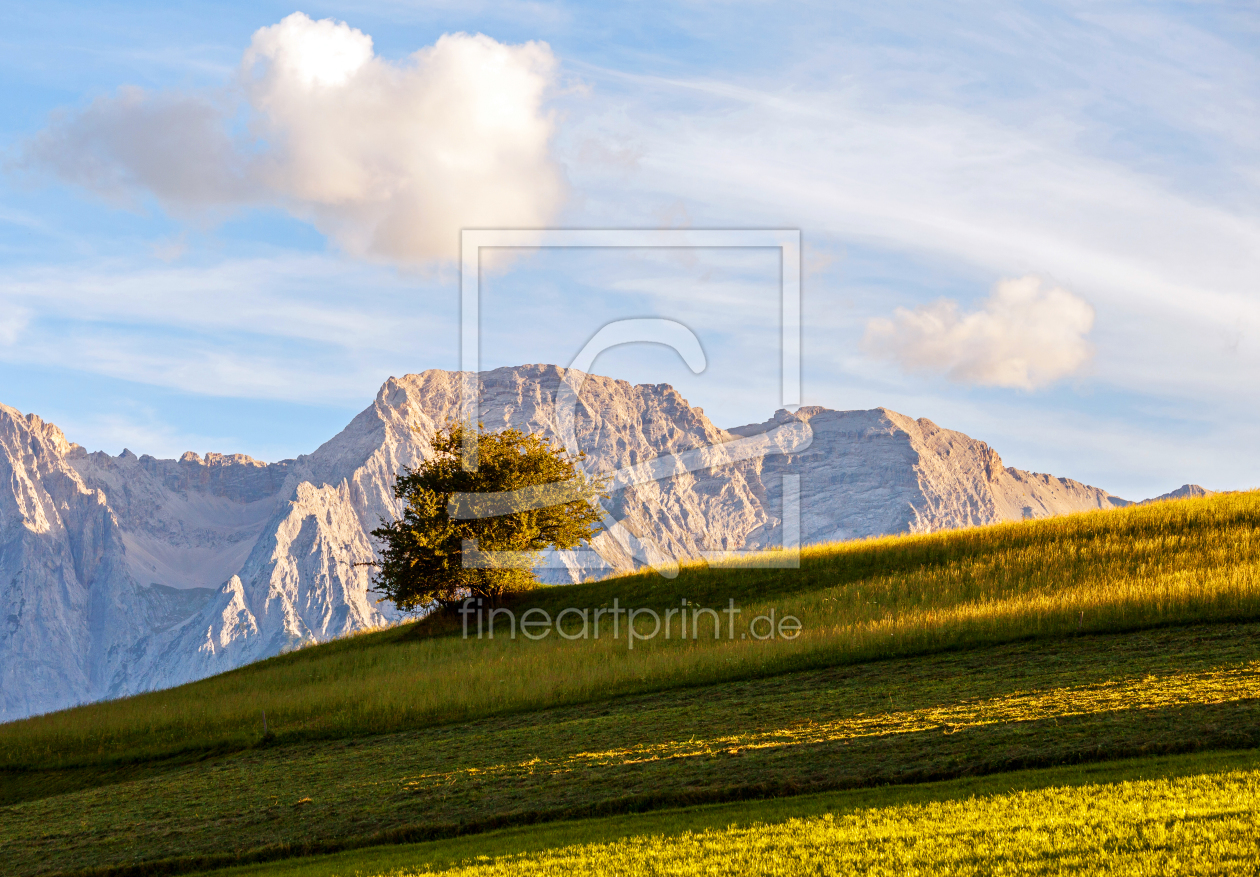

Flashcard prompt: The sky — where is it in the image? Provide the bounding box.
[0,1,1257,500]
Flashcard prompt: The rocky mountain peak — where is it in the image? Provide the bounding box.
[0,365,1205,723]
[1142,484,1214,504]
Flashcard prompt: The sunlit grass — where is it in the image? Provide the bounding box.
[3,491,1258,769]
[194,750,1260,877]
[7,624,1260,877]
[367,765,1260,876]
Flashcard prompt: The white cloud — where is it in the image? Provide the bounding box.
[862,276,1095,390]
[22,13,564,265]
[0,307,30,345]
[244,13,374,89]
[22,88,249,209]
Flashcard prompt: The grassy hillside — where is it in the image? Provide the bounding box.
[5,622,1260,876]
[196,749,1260,877]
[3,491,1259,771]
[2,492,1260,876]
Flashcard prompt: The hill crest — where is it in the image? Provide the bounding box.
[0,364,1198,721]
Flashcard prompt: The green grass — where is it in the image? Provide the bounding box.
[4,492,1260,771]
[190,748,1260,876]
[5,622,1260,876]
[5,492,1260,876]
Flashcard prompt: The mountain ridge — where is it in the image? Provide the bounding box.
[0,366,1208,721]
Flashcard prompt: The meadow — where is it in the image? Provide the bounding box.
[2,492,1260,876]
[191,749,1260,877]
[2,492,1258,771]
[4,621,1260,874]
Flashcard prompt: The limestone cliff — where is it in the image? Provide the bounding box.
[0,366,1199,721]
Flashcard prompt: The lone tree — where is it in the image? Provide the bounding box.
[371,423,608,610]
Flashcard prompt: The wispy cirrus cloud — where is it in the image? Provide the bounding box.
[0,253,458,403]
[562,22,1260,408]
[0,306,30,345]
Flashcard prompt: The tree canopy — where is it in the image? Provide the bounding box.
[371,423,608,610]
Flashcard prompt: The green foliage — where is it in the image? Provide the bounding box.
[371,423,608,609]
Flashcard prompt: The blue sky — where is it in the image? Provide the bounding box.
[1,1,1257,499]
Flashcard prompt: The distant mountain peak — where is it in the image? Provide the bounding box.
[1141,484,1213,504]
[0,365,1178,722]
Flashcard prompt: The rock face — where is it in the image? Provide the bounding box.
[730,406,1130,546]
[0,408,152,720]
[0,365,1194,721]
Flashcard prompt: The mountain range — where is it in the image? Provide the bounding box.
[0,364,1205,722]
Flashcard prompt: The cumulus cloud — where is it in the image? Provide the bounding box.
[863,276,1095,390]
[23,89,250,209]
[21,13,564,265]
